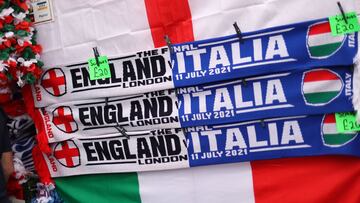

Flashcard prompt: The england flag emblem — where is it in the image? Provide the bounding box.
[41,68,66,97]
[54,140,80,168]
[52,106,78,133]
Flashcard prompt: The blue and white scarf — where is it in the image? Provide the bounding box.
[39,113,360,177]
[27,18,358,108]
[33,66,354,144]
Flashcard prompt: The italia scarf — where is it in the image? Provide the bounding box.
[32,66,354,145]
[26,18,358,108]
[36,113,360,177]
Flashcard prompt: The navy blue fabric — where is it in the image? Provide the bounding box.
[187,114,360,167]
[171,18,357,88]
[178,66,354,127]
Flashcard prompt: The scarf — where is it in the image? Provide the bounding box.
[33,66,354,145]
[36,113,360,177]
[26,18,358,108]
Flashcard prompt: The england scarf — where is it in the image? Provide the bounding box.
[36,113,360,177]
[33,66,354,144]
[27,18,358,108]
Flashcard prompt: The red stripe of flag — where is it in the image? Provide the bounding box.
[252,156,360,203]
[303,70,339,82]
[324,114,336,123]
[308,22,331,35]
[144,0,194,48]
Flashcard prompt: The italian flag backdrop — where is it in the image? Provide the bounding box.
[35,0,360,202]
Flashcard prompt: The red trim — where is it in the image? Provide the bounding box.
[308,22,331,35]
[32,145,54,184]
[304,70,340,82]
[34,109,52,154]
[144,0,194,47]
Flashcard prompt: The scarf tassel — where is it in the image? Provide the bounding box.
[353,38,360,122]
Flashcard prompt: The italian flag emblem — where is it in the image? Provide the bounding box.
[321,114,358,147]
[302,69,343,106]
[307,21,345,58]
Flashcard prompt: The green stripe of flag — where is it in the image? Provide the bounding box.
[304,91,339,104]
[323,134,356,145]
[309,42,342,57]
[55,173,141,203]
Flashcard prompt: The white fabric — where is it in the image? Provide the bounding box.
[138,162,255,203]
[189,0,360,39]
[36,0,154,67]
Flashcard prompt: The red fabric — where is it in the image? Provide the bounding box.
[6,175,24,200]
[251,156,360,203]
[32,145,53,184]
[31,44,43,54]
[1,99,26,117]
[15,41,31,54]
[144,0,194,48]
[34,111,51,155]
[15,21,31,32]
[21,85,36,119]
[0,93,11,104]
[22,85,51,154]
[12,0,28,11]
[25,64,42,79]
[3,15,13,24]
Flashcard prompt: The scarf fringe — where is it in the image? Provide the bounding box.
[353,39,360,122]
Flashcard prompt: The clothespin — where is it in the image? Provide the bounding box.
[337,2,348,24]
[168,61,173,69]
[242,78,247,87]
[92,47,100,66]
[105,97,109,106]
[260,119,266,128]
[164,35,173,53]
[233,22,244,43]
[115,123,129,139]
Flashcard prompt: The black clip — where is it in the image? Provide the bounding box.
[164,35,173,53]
[242,78,247,87]
[337,2,348,24]
[168,61,173,69]
[233,22,244,43]
[115,123,129,139]
[105,97,109,106]
[260,119,266,128]
[92,47,100,66]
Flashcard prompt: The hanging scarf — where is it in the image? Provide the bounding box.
[7,112,37,172]
[33,66,354,145]
[36,113,360,177]
[25,18,358,108]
